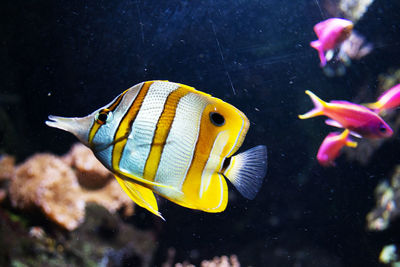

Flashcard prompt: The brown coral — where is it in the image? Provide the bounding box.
[0,154,15,180]
[164,251,241,267]
[8,144,134,231]
[82,178,134,217]
[62,143,113,189]
[9,154,85,230]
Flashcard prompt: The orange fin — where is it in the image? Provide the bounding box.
[114,175,164,220]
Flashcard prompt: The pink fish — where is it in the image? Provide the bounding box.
[298,90,393,139]
[317,129,357,167]
[310,18,354,66]
[365,84,400,114]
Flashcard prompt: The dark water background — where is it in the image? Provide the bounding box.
[1,0,400,266]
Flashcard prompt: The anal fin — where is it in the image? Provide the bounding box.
[325,119,362,138]
[114,175,164,220]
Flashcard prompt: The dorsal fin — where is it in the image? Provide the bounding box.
[314,19,330,38]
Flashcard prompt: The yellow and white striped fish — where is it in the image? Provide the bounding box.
[46,81,267,219]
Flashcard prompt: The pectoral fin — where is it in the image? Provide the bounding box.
[114,175,164,220]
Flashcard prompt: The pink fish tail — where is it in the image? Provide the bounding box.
[298,90,325,119]
[365,102,382,113]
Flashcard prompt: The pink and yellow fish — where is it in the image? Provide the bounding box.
[310,18,354,67]
[365,84,400,114]
[46,81,268,219]
[298,90,393,139]
[317,129,357,167]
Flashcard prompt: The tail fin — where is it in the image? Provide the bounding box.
[310,40,327,67]
[298,90,327,119]
[223,145,267,200]
[364,102,381,113]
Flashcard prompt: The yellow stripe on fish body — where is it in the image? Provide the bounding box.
[45,80,268,218]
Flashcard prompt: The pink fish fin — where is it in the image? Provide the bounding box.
[310,40,326,66]
[298,90,327,119]
[324,120,362,138]
[313,19,332,37]
[310,40,321,50]
[331,100,355,105]
[325,119,343,128]
[349,131,362,138]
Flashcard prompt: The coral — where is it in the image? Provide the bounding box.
[62,143,113,189]
[367,165,400,231]
[200,255,240,267]
[82,178,134,217]
[339,31,373,61]
[0,204,157,267]
[322,0,374,23]
[0,154,15,180]
[162,250,241,267]
[8,144,134,231]
[379,244,398,265]
[0,154,15,203]
[9,154,85,231]
[339,0,374,22]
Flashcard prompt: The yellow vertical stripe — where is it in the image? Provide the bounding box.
[112,81,153,171]
[178,97,247,211]
[182,104,220,195]
[143,87,189,181]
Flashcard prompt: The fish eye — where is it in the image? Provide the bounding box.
[379,125,387,133]
[95,109,113,125]
[209,112,225,126]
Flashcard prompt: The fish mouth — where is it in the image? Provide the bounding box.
[343,24,354,37]
[46,114,93,146]
[46,115,85,135]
